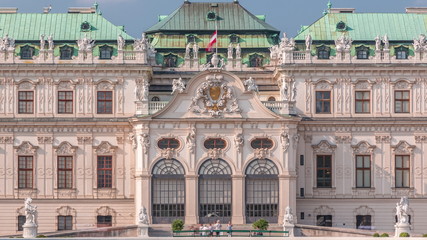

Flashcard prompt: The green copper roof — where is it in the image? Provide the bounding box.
[295,13,427,41]
[146,2,279,33]
[0,13,133,41]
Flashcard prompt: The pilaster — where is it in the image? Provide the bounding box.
[231,174,245,224]
[184,175,198,224]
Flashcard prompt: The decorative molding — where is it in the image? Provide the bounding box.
[391,140,415,154]
[207,148,223,160]
[14,141,38,155]
[415,136,427,143]
[160,148,176,160]
[314,80,333,90]
[54,141,78,155]
[351,141,376,154]
[140,133,150,154]
[96,206,117,222]
[0,136,13,144]
[313,205,335,216]
[77,136,93,145]
[94,141,117,155]
[312,140,336,154]
[304,134,313,143]
[335,135,352,144]
[37,136,53,144]
[116,136,124,144]
[97,81,114,90]
[56,206,77,216]
[254,148,270,159]
[375,136,391,144]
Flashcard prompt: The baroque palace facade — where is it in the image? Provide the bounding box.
[1,0,427,235]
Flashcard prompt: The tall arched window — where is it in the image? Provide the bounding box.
[198,159,232,224]
[152,159,185,224]
[245,159,279,223]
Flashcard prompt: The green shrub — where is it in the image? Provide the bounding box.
[252,218,269,230]
[373,233,380,237]
[171,219,184,232]
[380,233,389,237]
[36,235,47,238]
[423,233,427,237]
[399,232,410,237]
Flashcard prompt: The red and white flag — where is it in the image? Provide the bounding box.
[206,30,217,52]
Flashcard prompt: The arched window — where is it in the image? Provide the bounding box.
[249,54,263,67]
[204,138,226,149]
[60,46,73,60]
[187,35,196,44]
[251,138,274,149]
[99,45,113,60]
[356,46,370,59]
[198,159,232,223]
[395,46,409,60]
[163,54,178,67]
[20,45,35,60]
[151,96,160,101]
[317,45,330,59]
[152,159,185,223]
[268,96,276,102]
[158,138,180,149]
[245,159,279,223]
[230,34,239,44]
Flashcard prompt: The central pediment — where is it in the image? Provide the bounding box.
[152,70,281,119]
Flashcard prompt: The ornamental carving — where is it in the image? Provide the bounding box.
[14,141,38,155]
[38,137,53,144]
[394,81,411,90]
[392,141,415,154]
[128,132,137,150]
[335,136,352,144]
[208,148,223,160]
[254,148,270,159]
[55,141,77,155]
[312,140,336,154]
[18,82,34,90]
[140,133,150,154]
[77,137,92,145]
[116,137,124,144]
[375,136,391,144]
[188,74,241,117]
[352,141,376,154]
[57,81,75,90]
[415,136,427,143]
[0,136,13,144]
[280,132,290,152]
[161,148,176,159]
[97,81,114,90]
[94,141,117,155]
[96,206,116,218]
[313,205,335,216]
[56,206,76,216]
[315,81,332,90]
[354,81,370,90]
[354,206,375,217]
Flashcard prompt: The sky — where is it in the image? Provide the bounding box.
[0,0,425,38]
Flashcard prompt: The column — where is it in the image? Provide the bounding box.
[279,175,297,224]
[184,175,198,224]
[231,175,245,224]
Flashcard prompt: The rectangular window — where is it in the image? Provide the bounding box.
[58,91,73,114]
[97,215,112,227]
[58,156,73,189]
[97,156,112,188]
[97,91,113,114]
[396,155,410,188]
[395,90,410,113]
[355,91,370,113]
[316,215,332,227]
[18,215,26,231]
[316,155,332,188]
[18,156,33,189]
[316,91,331,114]
[18,91,34,114]
[356,215,372,230]
[356,155,371,188]
[58,216,73,231]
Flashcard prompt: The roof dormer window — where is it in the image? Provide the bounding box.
[81,21,91,32]
[336,21,347,31]
[207,11,217,21]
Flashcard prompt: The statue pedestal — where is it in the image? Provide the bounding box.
[283,223,295,237]
[395,223,411,237]
[138,223,149,238]
[23,222,38,238]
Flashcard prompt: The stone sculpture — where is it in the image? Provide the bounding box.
[40,34,45,50]
[244,77,258,92]
[172,77,186,94]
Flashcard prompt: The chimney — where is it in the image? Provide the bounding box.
[329,8,355,13]
[68,7,96,14]
[0,8,18,14]
[406,8,427,14]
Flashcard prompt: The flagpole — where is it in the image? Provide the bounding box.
[215,11,218,55]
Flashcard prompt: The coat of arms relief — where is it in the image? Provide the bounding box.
[188,74,241,117]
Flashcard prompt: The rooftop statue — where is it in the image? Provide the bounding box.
[192,43,199,59]
[227,43,233,59]
[40,34,45,51]
[0,34,15,51]
[413,34,427,52]
[48,35,54,50]
[172,77,186,94]
[236,43,241,58]
[77,35,95,51]
[279,32,295,50]
[243,77,258,92]
[335,34,352,52]
[375,35,381,51]
[305,34,312,51]
[117,35,125,51]
[383,34,389,50]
